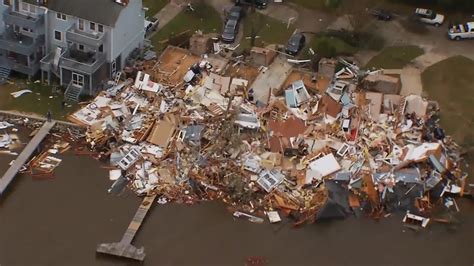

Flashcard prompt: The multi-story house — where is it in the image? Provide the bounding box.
[0,0,47,80]
[0,0,145,99]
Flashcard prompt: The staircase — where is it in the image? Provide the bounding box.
[64,82,83,103]
[398,96,408,117]
[0,66,11,85]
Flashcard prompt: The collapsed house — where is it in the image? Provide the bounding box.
[67,45,470,227]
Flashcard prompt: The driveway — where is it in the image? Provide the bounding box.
[370,19,474,61]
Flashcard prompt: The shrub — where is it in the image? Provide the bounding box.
[325,0,342,8]
[316,39,337,57]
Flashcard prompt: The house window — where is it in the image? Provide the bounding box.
[89,22,96,31]
[98,24,104,33]
[3,0,10,6]
[21,2,28,11]
[78,19,84,31]
[72,73,84,88]
[78,44,84,51]
[54,30,62,41]
[56,12,67,20]
[98,44,103,53]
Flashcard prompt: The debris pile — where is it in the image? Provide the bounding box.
[0,114,87,178]
[68,47,470,227]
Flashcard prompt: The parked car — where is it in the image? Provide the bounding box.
[144,17,159,35]
[235,0,268,9]
[222,19,239,43]
[369,8,392,21]
[227,5,243,23]
[285,33,306,55]
[414,8,445,27]
[448,22,474,40]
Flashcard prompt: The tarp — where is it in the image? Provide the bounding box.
[316,180,350,220]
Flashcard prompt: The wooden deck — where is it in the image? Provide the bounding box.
[0,121,56,196]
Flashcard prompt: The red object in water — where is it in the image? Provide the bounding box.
[245,256,268,266]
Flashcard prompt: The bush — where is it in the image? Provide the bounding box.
[316,39,337,57]
[325,0,342,8]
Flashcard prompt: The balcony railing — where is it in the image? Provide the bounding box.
[3,7,45,33]
[59,49,106,74]
[40,47,67,74]
[0,29,44,55]
[66,24,105,48]
[0,56,40,76]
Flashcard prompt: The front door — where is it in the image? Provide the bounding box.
[72,72,84,88]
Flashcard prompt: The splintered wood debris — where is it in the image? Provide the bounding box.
[63,46,470,227]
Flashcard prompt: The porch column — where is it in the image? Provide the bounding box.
[89,74,93,95]
[27,55,31,80]
[59,67,63,86]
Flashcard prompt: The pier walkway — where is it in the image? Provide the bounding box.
[97,194,157,261]
[0,121,56,196]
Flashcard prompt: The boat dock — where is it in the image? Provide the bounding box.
[0,121,56,197]
[96,194,157,261]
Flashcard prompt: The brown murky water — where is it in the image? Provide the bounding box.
[1,132,473,266]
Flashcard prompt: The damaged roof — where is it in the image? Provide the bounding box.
[47,0,126,27]
[63,45,469,229]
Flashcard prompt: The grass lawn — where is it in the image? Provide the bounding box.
[143,0,168,17]
[0,80,76,120]
[150,3,222,52]
[301,35,357,58]
[421,56,474,175]
[240,12,295,51]
[366,45,424,69]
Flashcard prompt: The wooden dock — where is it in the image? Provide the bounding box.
[0,121,56,196]
[97,194,157,261]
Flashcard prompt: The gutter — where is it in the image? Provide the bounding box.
[40,6,49,55]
